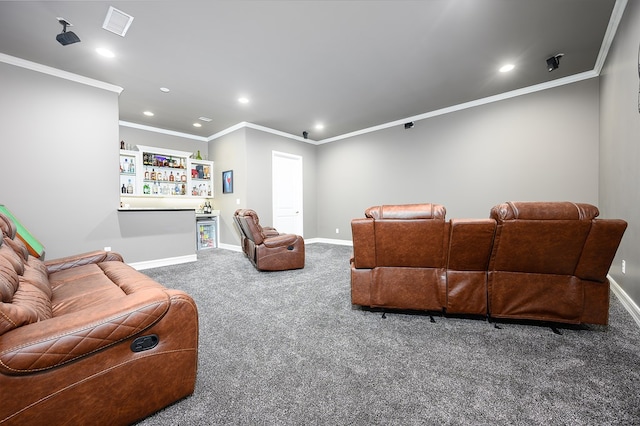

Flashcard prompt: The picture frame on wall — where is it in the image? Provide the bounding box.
[222,170,234,194]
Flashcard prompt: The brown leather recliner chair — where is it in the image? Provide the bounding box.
[233,209,305,271]
[488,201,627,325]
[0,212,199,425]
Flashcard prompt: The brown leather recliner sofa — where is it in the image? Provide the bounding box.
[0,212,199,425]
[234,209,305,271]
[350,202,627,325]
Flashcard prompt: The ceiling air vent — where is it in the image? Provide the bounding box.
[102,6,134,37]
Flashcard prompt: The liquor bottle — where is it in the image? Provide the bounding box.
[129,158,135,173]
[196,150,202,160]
[144,169,150,180]
[151,168,156,180]
[143,183,150,194]
[127,179,133,194]
[121,183,126,194]
[124,158,129,172]
[181,172,187,182]
[169,171,174,182]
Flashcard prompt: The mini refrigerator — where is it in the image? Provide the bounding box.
[196,217,217,250]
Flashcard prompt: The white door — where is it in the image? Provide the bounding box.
[272,151,303,236]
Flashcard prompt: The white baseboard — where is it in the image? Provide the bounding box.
[218,243,243,252]
[305,237,353,246]
[609,275,640,328]
[129,254,198,271]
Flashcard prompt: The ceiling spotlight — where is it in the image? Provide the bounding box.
[302,131,309,139]
[56,18,81,46]
[404,122,414,129]
[546,53,564,72]
[499,64,515,73]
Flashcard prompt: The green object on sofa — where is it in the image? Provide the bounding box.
[0,204,45,259]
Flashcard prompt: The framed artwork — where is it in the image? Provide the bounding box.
[222,170,234,194]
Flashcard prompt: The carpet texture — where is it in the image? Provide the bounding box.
[137,244,640,425]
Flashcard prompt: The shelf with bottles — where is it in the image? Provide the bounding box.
[119,145,213,200]
[188,158,214,198]
[119,149,142,195]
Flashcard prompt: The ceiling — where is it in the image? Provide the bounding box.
[0,0,621,143]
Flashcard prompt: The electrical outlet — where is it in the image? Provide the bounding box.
[335,228,339,234]
[236,198,241,205]
[622,260,626,274]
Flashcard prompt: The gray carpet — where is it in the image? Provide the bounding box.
[137,243,640,425]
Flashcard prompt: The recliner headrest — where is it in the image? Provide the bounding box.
[491,201,599,222]
[365,203,446,220]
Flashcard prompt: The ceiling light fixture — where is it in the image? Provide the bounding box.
[499,64,515,73]
[238,97,249,104]
[96,47,115,58]
[56,18,81,46]
[193,123,202,128]
[160,87,170,93]
[315,123,324,130]
[546,53,564,72]
[143,111,154,117]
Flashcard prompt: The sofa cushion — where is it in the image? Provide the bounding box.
[0,256,52,336]
[0,243,24,276]
[3,236,29,262]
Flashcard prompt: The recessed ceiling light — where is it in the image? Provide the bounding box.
[499,64,515,73]
[96,47,115,58]
[238,97,249,104]
[143,111,154,116]
[193,123,202,127]
[315,123,324,130]
[160,87,170,93]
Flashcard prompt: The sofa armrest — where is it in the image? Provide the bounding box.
[0,288,169,375]
[351,218,376,269]
[44,250,125,274]
[262,234,301,248]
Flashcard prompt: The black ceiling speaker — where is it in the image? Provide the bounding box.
[56,18,81,46]
[546,53,564,72]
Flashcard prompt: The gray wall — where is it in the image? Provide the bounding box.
[0,62,121,260]
[599,0,640,303]
[245,128,318,238]
[316,78,601,241]
[210,128,247,246]
[209,127,319,246]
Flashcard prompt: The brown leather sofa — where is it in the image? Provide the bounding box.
[350,202,627,325]
[234,209,305,271]
[0,212,199,425]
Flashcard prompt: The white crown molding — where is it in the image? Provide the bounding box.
[0,52,123,94]
[317,70,599,144]
[207,121,318,144]
[594,0,628,74]
[119,120,208,141]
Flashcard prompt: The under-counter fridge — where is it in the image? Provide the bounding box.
[196,217,217,250]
